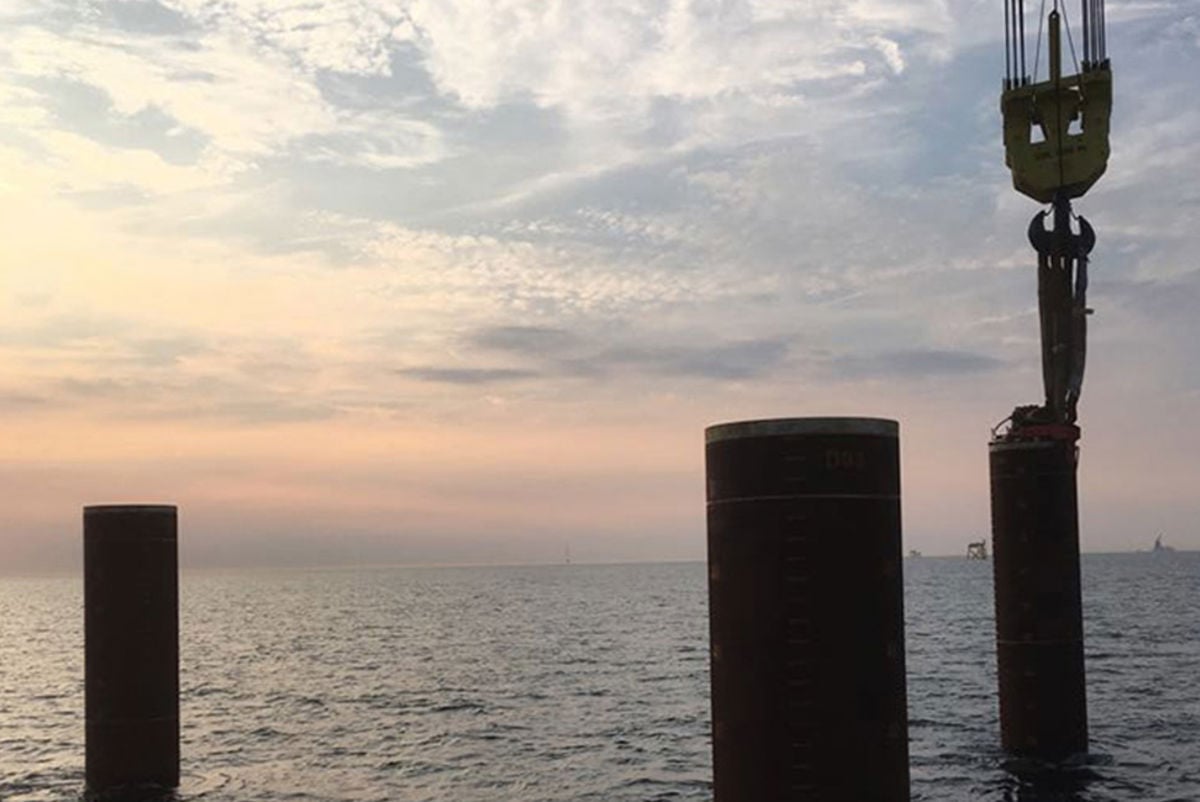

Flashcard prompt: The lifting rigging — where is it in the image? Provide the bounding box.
[987,0,1114,760]
[999,0,1112,434]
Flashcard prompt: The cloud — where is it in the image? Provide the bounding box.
[580,338,791,380]
[21,74,210,165]
[172,0,408,76]
[1091,269,1200,394]
[0,392,47,411]
[1,0,966,218]
[468,325,581,354]
[106,0,197,36]
[873,35,907,74]
[5,4,443,188]
[176,399,340,424]
[128,335,210,367]
[461,323,791,382]
[823,348,1006,381]
[403,0,950,114]
[398,366,540,385]
[5,0,1200,565]
[43,372,342,424]
[294,111,447,169]
[0,314,131,349]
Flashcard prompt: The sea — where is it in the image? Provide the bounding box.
[1,553,1197,801]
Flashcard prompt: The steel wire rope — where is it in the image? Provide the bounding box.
[1032,0,1047,81]
[1082,0,1090,64]
[1006,0,1013,84]
[1019,0,1028,79]
[1099,0,1106,61]
[1061,0,1084,98]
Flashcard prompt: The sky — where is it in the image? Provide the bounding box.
[2,0,1199,571]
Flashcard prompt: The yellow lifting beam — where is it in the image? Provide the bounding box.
[1001,9,1112,203]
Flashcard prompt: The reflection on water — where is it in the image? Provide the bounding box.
[87,784,178,802]
[998,753,1109,802]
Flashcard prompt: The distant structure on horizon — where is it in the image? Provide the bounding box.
[1151,535,1176,554]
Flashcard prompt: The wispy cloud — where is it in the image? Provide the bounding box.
[822,348,1006,381]
[466,323,791,381]
[398,366,540,385]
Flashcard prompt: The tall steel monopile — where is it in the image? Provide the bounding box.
[990,0,1112,760]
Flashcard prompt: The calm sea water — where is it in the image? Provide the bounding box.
[1,554,1197,801]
